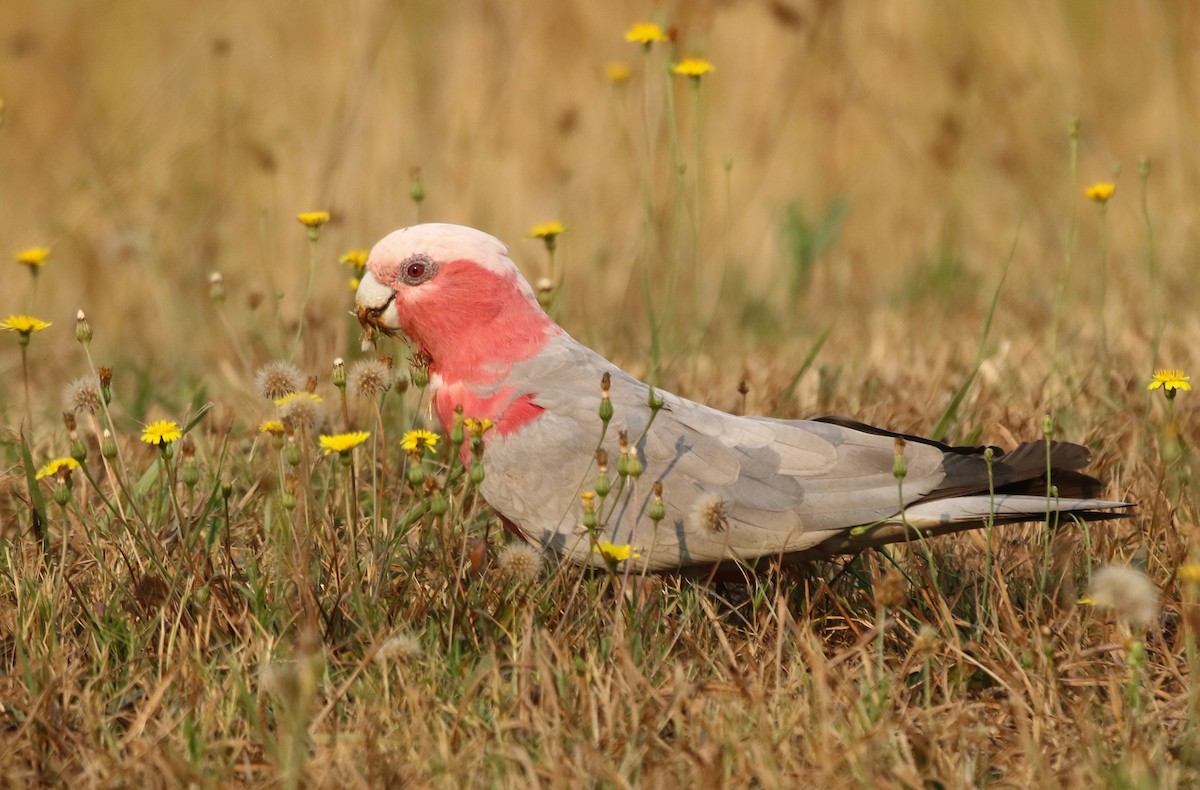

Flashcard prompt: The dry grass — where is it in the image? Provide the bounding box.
[3,1,1200,786]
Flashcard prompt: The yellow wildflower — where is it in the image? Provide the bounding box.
[274,391,324,407]
[349,277,361,291]
[463,418,495,436]
[625,22,668,46]
[604,61,632,84]
[14,247,50,268]
[1,315,52,337]
[141,420,183,447]
[339,249,369,267]
[319,430,371,455]
[673,58,714,78]
[36,457,80,480]
[1179,564,1200,583]
[529,221,566,240]
[1084,182,1115,203]
[594,541,640,563]
[401,429,439,452]
[296,211,331,228]
[258,420,285,434]
[1148,369,1191,393]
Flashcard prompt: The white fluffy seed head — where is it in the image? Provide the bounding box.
[348,359,393,398]
[279,397,322,432]
[255,360,302,401]
[375,632,422,664]
[689,492,729,533]
[497,542,545,583]
[1088,565,1160,629]
[63,376,102,414]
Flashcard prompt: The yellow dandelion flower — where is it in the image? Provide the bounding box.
[673,58,714,78]
[0,314,51,334]
[319,430,371,455]
[1148,369,1191,393]
[14,247,50,268]
[401,429,439,452]
[625,22,668,46]
[258,420,285,434]
[339,249,369,267]
[1084,182,1116,203]
[529,221,567,240]
[594,541,640,563]
[36,457,80,480]
[1179,564,1200,583]
[463,418,495,436]
[604,61,632,84]
[274,391,324,407]
[349,277,361,291]
[141,419,183,447]
[297,211,331,228]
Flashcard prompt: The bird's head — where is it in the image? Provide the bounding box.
[355,223,560,382]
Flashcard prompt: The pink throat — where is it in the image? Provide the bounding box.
[396,259,557,435]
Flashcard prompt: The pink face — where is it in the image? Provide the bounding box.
[355,224,559,385]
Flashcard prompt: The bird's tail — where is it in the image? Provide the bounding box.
[802,494,1132,558]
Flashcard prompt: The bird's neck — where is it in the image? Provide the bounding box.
[403,261,557,435]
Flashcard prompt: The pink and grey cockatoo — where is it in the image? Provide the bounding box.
[355,224,1129,570]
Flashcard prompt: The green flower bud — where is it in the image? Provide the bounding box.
[410,168,426,205]
[626,453,643,479]
[182,461,200,489]
[282,492,297,510]
[75,310,93,346]
[430,491,449,517]
[332,358,346,390]
[649,481,665,524]
[208,272,225,304]
[408,464,426,487]
[469,459,485,485]
[647,387,664,412]
[53,482,72,507]
[70,439,88,463]
[101,433,118,460]
[411,365,429,389]
[285,442,301,466]
[595,470,611,498]
[451,407,465,446]
[599,394,613,423]
[98,368,113,405]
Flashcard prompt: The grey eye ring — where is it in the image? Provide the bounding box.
[400,254,438,285]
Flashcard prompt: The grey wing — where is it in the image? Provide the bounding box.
[491,335,946,569]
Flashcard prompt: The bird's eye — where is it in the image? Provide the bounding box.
[399,254,437,285]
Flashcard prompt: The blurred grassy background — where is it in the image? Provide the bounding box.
[6,4,1200,784]
[2,0,1199,426]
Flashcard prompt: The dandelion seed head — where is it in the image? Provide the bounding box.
[1087,565,1160,629]
[375,633,422,664]
[256,360,303,401]
[278,392,323,431]
[689,492,728,533]
[497,542,545,583]
[64,376,102,415]
[348,358,393,398]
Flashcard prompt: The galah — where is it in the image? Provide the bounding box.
[355,223,1130,570]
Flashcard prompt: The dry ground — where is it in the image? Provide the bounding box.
[2,1,1200,786]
